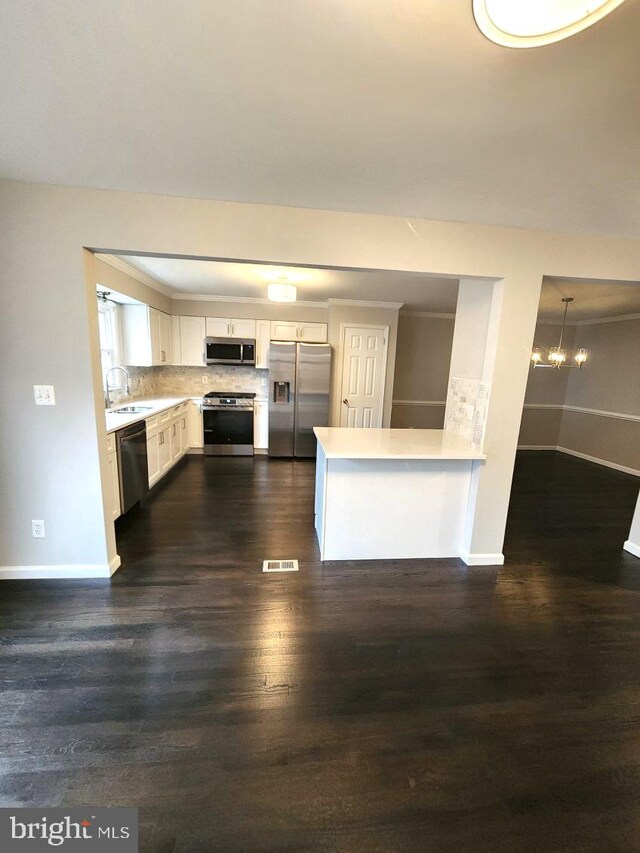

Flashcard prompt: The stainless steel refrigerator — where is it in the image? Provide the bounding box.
[269,342,332,458]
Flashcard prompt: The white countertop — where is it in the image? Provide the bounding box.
[105,396,194,434]
[313,428,486,460]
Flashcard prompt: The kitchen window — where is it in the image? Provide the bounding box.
[97,294,124,390]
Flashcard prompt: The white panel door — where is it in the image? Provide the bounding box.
[179,316,206,366]
[339,325,387,428]
[298,322,328,343]
[229,318,256,339]
[270,320,298,341]
[206,317,231,337]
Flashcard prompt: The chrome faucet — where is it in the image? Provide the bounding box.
[105,366,131,409]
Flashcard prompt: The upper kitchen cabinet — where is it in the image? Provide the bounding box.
[270,320,328,343]
[123,305,172,366]
[206,317,256,339]
[172,315,206,366]
[255,319,271,369]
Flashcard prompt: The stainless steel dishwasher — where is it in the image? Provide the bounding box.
[116,421,149,514]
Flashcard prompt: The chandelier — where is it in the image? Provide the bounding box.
[531,298,588,369]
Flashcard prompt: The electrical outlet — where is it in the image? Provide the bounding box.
[34,385,56,406]
[202,375,209,385]
[31,520,46,538]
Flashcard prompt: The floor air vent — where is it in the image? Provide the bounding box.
[262,559,299,573]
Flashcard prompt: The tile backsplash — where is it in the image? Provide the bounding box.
[444,376,491,450]
[110,365,269,405]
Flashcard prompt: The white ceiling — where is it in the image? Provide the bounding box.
[114,254,640,320]
[117,254,459,312]
[2,1,640,239]
[539,277,640,322]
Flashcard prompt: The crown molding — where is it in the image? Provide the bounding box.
[94,254,174,298]
[327,298,404,309]
[574,311,640,326]
[537,311,640,327]
[170,292,328,308]
[400,310,455,319]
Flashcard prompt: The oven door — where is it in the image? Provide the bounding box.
[203,407,254,456]
[205,338,243,365]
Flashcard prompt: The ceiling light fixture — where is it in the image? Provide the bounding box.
[473,0,627,48]
[268,279,297,303]
[531,298,588,369]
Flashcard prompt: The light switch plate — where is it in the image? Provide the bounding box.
[34,385,56,406]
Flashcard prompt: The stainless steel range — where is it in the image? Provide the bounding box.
[202,392,255,456]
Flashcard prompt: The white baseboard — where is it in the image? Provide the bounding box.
[517,445,640,477]
[460,551,505,566]
[0,562,117,580]
[624,541,640,559]
[109,554,121,575]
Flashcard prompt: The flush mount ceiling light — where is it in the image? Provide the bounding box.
[267,280,297,302]
[531,298,588,370]
[473,0,627,48]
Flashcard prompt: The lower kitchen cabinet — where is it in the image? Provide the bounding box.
[106,448,121,521]
[254,400,269,450]
[146,402,191,489]
[188,400,203,448]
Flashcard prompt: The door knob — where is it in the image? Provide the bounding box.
[343,398,349,405]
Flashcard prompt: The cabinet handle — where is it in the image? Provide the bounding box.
[161,350,165,362]
[159,433,163,445]
[173,424,176,436]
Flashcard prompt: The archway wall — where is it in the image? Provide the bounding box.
[1,179,639,576]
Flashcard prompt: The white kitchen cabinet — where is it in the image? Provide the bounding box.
[298,322,328,343]
[180,413,189,453]
[159,426,172,474]
[188,400,203,449]
[206,317,256,339]
[123,305,172,366]
[255,319,271,369]
[254,400,269,450]
[270,320,327,342]
[105,448,121,521]
[147,432,161,487]
[178,316,206,366]
[270,320,299,342]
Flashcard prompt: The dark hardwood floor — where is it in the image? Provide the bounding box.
[2,451,640,852]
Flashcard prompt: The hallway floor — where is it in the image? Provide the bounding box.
[2,452,639,852]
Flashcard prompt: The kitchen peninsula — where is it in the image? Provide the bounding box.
[313,428,486,562]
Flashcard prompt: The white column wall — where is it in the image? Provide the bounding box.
[624,493,640,559]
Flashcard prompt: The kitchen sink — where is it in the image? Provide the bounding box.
[111,406,153,414]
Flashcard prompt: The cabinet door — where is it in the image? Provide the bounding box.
[180,316,206,366]
[122,304,153,366]
[206,317,230,337]
[188,401,203,448]
[254,401,269,449]
[255,319,270,369]
[148,308,162,364]
[270,320,298,341]
[158,312,172,364]
[106,451,121,520]
[299,322,328,343]
[159,427,172,474]
[181,415,189,455]
[147,432,161,487]
[170,315,181,365]
[171,419,182,462]
[229,318,256,339]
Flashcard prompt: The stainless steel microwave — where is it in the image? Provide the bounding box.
[205,337,256,366]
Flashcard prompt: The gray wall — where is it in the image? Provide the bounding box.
[390,313,454,428]
[518,317,640,472]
